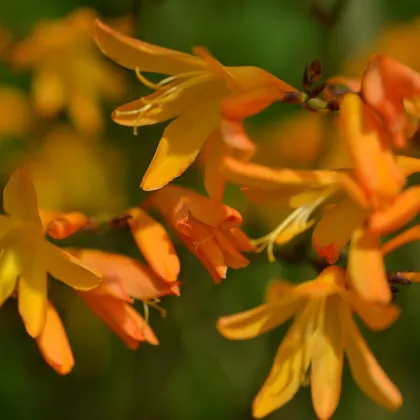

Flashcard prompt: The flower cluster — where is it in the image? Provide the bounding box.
[3,7,420,420]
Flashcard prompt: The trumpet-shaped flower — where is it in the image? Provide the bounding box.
[149,185,255,283]
[11,9,126,134]
[217,266,402,419]
[73,249,179,348]
[0,169,101,337]
[94,19,296,190]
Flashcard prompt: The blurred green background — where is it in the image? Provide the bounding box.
[1,0,420,419]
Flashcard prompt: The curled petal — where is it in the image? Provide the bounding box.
[35,302,74,375]
[348,227,391,304]
[223,227,255,252]
[340,303,402,410]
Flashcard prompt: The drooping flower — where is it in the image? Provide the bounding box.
[0,169,101,337]
[11,9,126,134]
[72,249,180,349]
[217,266,402,419]
[94,19,296,190]
[148,185,255,283]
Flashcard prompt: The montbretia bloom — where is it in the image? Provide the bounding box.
[94,19,296,190]
[0,169,101,337]
[221,155,420,302]
[218,266,402,419]
[11,8,126,134]
[148,185,255,283]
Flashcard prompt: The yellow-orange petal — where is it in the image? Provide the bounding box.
[348,227,391,303]
[313,198,367,264]
[369,186,420,234]
[141,100,220,191]
[252,315,306,418]
[217,295,300,340]
[222,156,340,190]
[35,302,74,375]
[18,254,47,337]
[94,19,206,75]
[340,303,402,410]
[127,208,180,282]
[340,92,404,207]
[42,241,101,290]
[0,249,19,307]
[74,249,178,300]
[3,169,42,224]
[344,291,400,331]
[396,156,420,177]
[311,296,344,420]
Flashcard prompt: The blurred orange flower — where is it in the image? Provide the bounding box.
[94,19,296,190]
[20,125,127,213]
[218,266,402,419]
[11,8,126,134]
[0,86,33,138]
[0,169,101,337]
[149,185,255,282]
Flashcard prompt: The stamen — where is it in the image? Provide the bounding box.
[252,197,326,263]
[135,67,162,90]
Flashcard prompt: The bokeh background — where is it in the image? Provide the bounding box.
[1,0,420,419]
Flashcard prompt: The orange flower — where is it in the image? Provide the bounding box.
[0,169,101,337]
[149,185,255,283]
[72,249,179,349]
[11,9,126,134]
[221,155,420,302]
[361,54,420,148]
[94,19,296,190]
[218,266,402,419]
